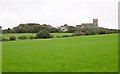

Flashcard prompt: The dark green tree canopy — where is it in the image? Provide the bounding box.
[36,30,51,38]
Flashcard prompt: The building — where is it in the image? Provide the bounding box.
[59,19,98,32]
[59,24,69,32]
[76,19,98,30]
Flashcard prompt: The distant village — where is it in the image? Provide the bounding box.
[0,19,119,34]
[59,19,98,32]
[0,19,98,33]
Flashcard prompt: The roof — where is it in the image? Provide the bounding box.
[81,23,93,25]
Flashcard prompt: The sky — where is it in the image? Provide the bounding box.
[0,0,119,29]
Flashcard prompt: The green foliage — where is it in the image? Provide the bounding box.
[67,26,76,33]
[36,30,51,38]
[29,36,38,39]
[12,23,59,33]
[84,31,93,35]
[78,29,98,35]
[72,31,85,36]
[18,36,28,40]
[0,38,9,41]
[97,28,118,34]
[2,33,72,39]
[56,36,61,38]
[98,29,106,34]
[118,29,120,33]
[61,35,72,37]
[2,23,118,34]
[9,36,16,41]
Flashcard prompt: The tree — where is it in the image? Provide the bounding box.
[9,36,16,41]
[32,25,42,33]
[72,31,85,36]
[67,26,76,33]
[36,30,51,38]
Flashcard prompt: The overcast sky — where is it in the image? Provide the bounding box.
[0,0,119,29]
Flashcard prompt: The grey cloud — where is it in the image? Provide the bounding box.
[0,0,119,29]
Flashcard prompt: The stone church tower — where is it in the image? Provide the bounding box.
[93,19,98,29]
[76,19,98,30]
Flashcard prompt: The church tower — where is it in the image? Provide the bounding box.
[93,19,98,29]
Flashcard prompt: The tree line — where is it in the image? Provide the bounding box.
[2,23,59,33]
[1,23,119,34]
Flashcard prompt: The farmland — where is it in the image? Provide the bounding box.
[2,34,118,72]
[2,33,72,39]
[0,42,1,73]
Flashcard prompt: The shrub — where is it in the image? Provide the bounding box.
[105,30,111,34]
[61,35,69,37]
[84,31,93,35]
[61,35,73,38]
[0,38,10,41]
[9,36,16,41]
[29,36,38,39]
[18,35,28,40]
[110,29,118,33]
[72,31,85,36]
[56,36,61,38]
[118,30,120,33]
[36,30,51,38]
[90,29,98,35]
[49,35,54,38]
[98,29,106,34]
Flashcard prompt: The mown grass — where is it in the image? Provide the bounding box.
[2,34,118,72]
[0,42,2,73]
[2,33,72,39]
[2,33,36,39]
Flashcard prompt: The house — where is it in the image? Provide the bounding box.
[59,24,69,32]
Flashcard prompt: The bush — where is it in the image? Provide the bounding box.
[0,38,10,41]
[98,29,106,34]
[36,30,51,38]
[80,29,96,35]
[56,36,61,38]
[84,31,93,35]
[118,30,120,33]
[49,35,54,38]
[29,36,38,39]
[90,29,98,35]
[72,31,85,36]
[105,30,111,34]
[61,35,73,38]
[18,35,28,40]
[9,36,16,41]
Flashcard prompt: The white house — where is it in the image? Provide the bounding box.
[59,26,68,32]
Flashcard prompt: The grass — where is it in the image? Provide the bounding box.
[2,33,36,39]
[2,34,118,72]
[2,33,72,39]
[0,42,2,73]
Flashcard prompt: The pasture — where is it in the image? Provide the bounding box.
[0,42,1,73]
[2,33,73,39]
[2,34,118,72]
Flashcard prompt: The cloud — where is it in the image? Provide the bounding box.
[0,0,119,29]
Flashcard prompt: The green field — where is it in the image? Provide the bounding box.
[0,42,2,73]
[2,33,72,39]
[2,34,118,72]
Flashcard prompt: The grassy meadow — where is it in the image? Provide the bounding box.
[2,34,118,72]
[0,42,2,73]
[2,33,72,39]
